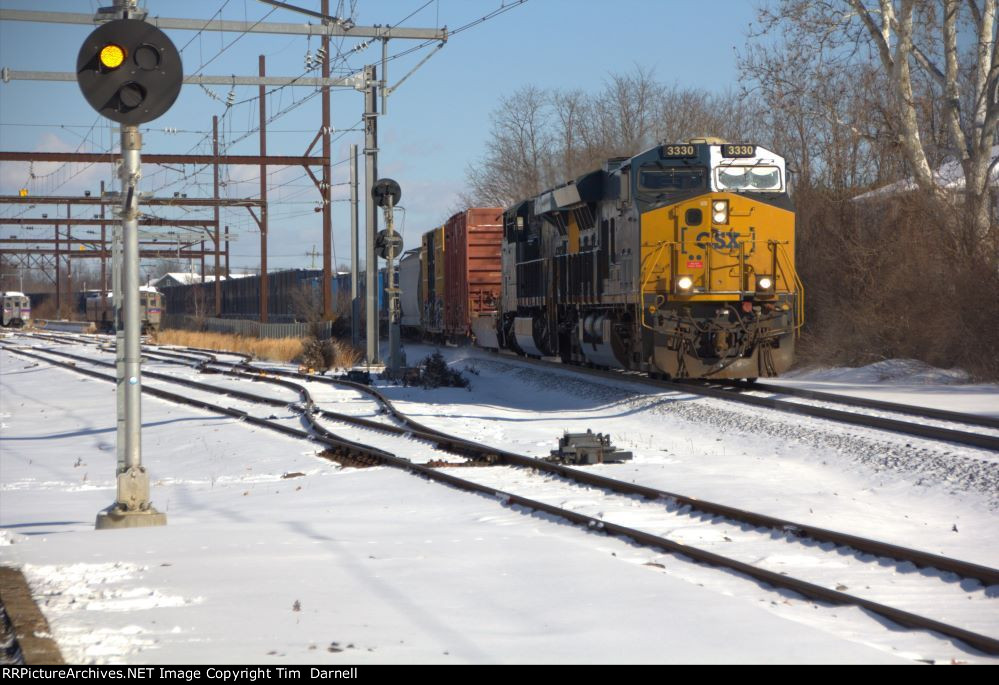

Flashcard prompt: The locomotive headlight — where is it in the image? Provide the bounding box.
[676,275,694,291]
[712,200,729,224]
[756,274,775,294]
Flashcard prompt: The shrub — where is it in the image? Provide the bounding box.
[415,351,469,389]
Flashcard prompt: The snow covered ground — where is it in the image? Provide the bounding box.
[1,335,998,664]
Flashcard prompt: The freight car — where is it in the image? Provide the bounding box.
[420,225,446,337]
[443,208,504,340]
[474,139,801,379]
[414,208,504,342]
[86,286,163,334]
[398,248,422,335]
[1,291,31,327]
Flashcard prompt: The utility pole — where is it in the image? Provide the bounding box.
[364,64,379,364]
[350,143,359,350]
[54,221,61,317]
[321,0,333,320]
[213,115,221,315]
[259,55,269,324]
[100,180,107,313]
[66,204,72,318]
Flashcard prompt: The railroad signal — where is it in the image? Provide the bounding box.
[375,229,403,260]
[76,19,183,125]
[371,178,401,209]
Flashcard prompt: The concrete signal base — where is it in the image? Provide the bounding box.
[95,466,167,529]
[96,505,167,530]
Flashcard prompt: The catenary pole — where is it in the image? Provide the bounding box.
[364,65,379,364]
[321,0,333,320]
[259,55,269,323]
[213,115,221,314]
[350,143,360,350]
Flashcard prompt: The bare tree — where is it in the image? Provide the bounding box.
[467,85,556,205]
[465,69,767,206]
[754,0,997,257]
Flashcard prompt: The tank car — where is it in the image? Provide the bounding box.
[86,286,163,334]
[479,139,802,379]
[398,248,423,336]
[1,292,31,327]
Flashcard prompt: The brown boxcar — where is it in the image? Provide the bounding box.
[443,207,503,340]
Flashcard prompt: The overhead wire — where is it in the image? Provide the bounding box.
[5,1,532,273]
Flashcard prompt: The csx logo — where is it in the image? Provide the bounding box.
[696,230,742,250]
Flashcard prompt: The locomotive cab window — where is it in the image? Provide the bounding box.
[715,165,782,191]
[638,165,706,195]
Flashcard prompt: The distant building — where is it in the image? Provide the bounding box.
[151,272,252,289]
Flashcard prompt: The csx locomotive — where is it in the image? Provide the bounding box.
[467,138,802,379]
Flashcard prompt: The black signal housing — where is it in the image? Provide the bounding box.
[77,19,182,125]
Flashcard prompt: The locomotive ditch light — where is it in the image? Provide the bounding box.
[755,274,775,295]
[712,200,729,224]
[675,275,694,293]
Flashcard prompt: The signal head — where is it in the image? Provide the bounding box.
[77,19,183,125]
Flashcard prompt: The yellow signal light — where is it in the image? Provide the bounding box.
[99,44,126,69]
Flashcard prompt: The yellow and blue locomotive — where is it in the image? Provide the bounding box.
[488,139,802,379]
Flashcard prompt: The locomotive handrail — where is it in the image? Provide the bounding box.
[775,241,805,335]
[638,240,671,330]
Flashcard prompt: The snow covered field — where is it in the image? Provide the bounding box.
[1,336,998,664]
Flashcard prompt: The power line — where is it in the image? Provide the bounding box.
[187,6,279,79]
[178,0,233,54]
[388,0,530,62]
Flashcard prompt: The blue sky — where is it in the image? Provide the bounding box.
[0,0,761,273]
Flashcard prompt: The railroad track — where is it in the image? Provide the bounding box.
[485,352,999,452]
[724,379,999,431]
[4,336,998,658]
[22,330,997,449]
